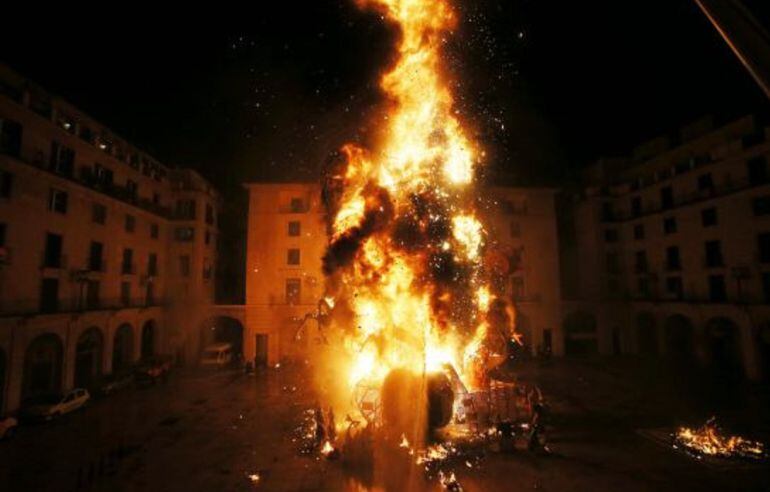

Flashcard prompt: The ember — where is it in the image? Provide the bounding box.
[672,418,766,461]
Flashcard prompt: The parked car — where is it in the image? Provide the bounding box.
[201,343,234,368]
[0,416,18,439]
[21,389,90,421]
[135,356,173,385]
[99,372,135,395]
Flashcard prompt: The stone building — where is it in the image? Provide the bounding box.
[0,65,219,413]
[560,115,770,379]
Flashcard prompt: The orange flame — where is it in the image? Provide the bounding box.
[321,0,515,420]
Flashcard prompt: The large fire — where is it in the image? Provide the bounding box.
[317,0,517,430]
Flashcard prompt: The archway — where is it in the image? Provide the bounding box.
[664,314,695,359]
[112,323,134,374]
[563,311,598,355]
[200,316,244,357]
[704,317,742,377]
[636,312,658,355]
[0,348,6,412]
[141,320,157,359]
[74,327,104,389]
[23,333,63,399]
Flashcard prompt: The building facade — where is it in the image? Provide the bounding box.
[0,65,219,413]
[244,182,563,366]
[561,115,770,380]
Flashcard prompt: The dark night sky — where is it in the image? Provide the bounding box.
[2,1,769,191]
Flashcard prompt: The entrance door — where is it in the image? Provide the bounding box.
[255,334,268,368]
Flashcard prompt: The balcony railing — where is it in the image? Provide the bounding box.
[0,297,169,318]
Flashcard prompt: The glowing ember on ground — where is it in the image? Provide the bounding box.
[320,440,336,457]
[672,418,766,461]
[247,473,260,484]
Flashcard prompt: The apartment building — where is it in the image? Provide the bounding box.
[244,182,562,365]
[0,65,219,413]
[561,115,770,379]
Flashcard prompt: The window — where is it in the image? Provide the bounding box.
[125,214,136,233]
[758,232,770,263]
[666,246,681,271]
[290,197,305,213]
[121,281,131,307]
[0,118,22,156]
[637,277,650,298]
[49,141,75,177]
[92,203,106,224]
[511,276,525,300]
[753,195,770,216]
[93,163,113,187]
[631,196,642,217]
[601,201,613,221]
[604,229,619,243]
[203,261,213,280]
[206,203,214,225]
[40,278,59,313]
[150,223,159,239]
[0,171,13,198]
[633,224,645,240]
[634,251,648,273]
[663,217,677,234]
[708,275,727,302]
[85,280,100,309]
[748,155,768,185]
[176,199,196,220]
[763,272,770,303]
[44,233,63,268]
[509,222,521,238]
[697,173,714,192]
[80,126,94,144]
[0,223,6,247]
[174,227,195,242]
[205,230,211,245]
[703,241,722,268]
[701,207,717,227]
[146,283,155,305]
[152,192,160,205]
[287,248,300,265]
[126,180,138,200]
[285,278,301,304]
[88,241,103,271]
[665,276,683,300]
[48,189,68,214]
[148,253,158,276]
[661,186,674,210]
[288,221,301,237]
[122,248,134,274]
[606,253,620,274]
[179,255,191,276]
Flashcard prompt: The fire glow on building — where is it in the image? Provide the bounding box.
[305,0,530,478]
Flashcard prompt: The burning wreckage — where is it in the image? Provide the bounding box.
[291,0,548,486]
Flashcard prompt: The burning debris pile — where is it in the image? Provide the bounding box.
[672,418,767,462]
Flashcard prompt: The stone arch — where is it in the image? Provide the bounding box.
[141,319,157,359]
[23,333,64,399]
[664,314,695,359]
[704,316,742,377]
[563,311,598,355]
[112,323,134,373]
[200,316,244,357]
[74,327,104,389]
[636,312,658,355]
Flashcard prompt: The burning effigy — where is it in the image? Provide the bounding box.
[312,0,523,442]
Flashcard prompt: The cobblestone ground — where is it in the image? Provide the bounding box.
[0,358,768,491]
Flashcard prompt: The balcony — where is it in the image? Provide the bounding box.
[0,297,169,318]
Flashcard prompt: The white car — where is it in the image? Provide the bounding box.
[0,416,18,439]
[22,389,90,421]
[201,343,234,368]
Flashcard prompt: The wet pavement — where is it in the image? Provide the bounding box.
[0,358,768,491]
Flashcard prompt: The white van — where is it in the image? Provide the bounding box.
[201,343,233,368]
